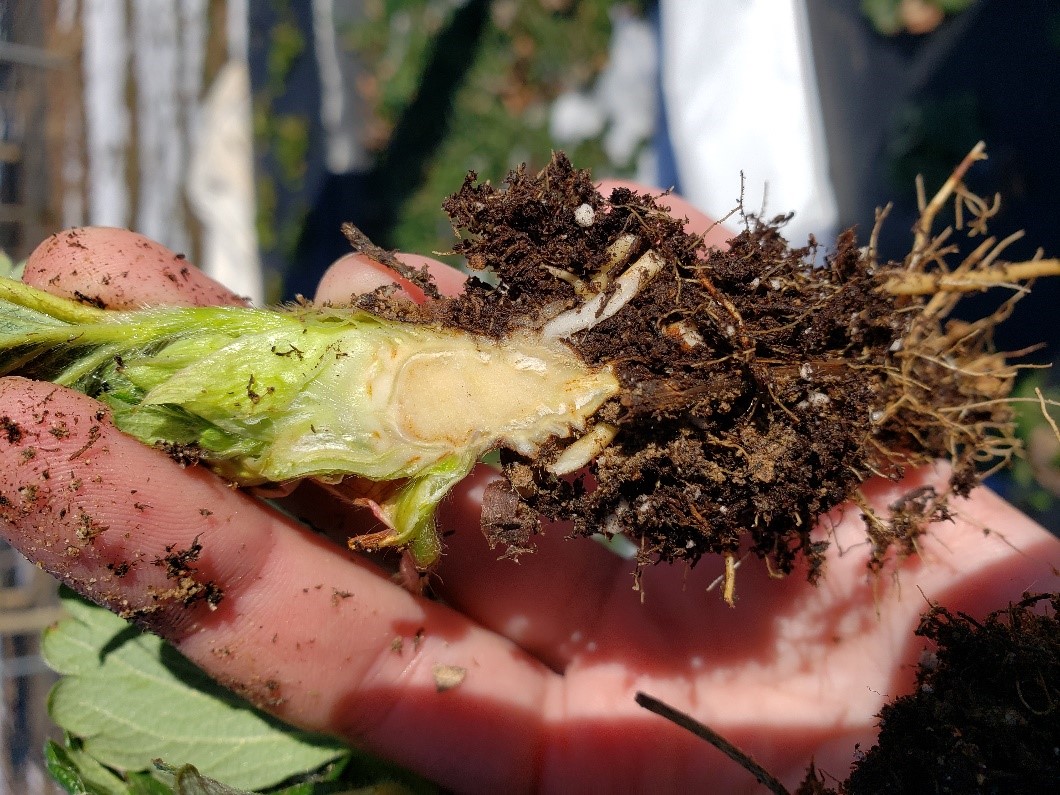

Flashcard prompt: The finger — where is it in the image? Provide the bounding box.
[0,376,555,789]
[315,252,467,304]
[24,227,248,308]
[393,253,470,297]
[599,178,733,249]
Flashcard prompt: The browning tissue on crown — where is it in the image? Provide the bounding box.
[438,152,1017,580]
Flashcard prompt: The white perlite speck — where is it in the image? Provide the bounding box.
[574,203,596,227]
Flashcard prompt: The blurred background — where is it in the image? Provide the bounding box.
[1,1,1059,791]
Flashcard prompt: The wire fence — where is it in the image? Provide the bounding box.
[0,1,62,260]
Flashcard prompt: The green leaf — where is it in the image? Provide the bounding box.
[48,747,424,795]
[934,0,976,14]
[43,589,349,791]
[387,454,478,566]
[125,771,177,795]
[45,739,132,795]
[139,327,331,421]
[861,0,903,35]
[151,762,250,795]
[0,250,15,277]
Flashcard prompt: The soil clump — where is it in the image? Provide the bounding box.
[360,152,1022,584]
[799,592,1060,794]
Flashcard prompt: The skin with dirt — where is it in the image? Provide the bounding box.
[357,152,1017,585]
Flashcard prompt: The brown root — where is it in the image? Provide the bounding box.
[883,258,1060,295]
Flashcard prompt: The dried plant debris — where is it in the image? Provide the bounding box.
[799,592,1060,794]
[150,537,224,611]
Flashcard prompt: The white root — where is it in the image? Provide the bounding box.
[542,249,667,340]
[543,265,591,297]
[540,234,639,298]
[548,421,619,475]
[593,233,640,290]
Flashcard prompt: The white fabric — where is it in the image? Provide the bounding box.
[186,61,264,304]
[550,9,657,176]
[132,0,189,254]
[82,0,131,228]
[660,0,837,245]
[312,0,370,173]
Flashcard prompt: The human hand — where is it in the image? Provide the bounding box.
[1,209,1057,794]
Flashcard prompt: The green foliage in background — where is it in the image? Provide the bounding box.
[254,7,312,266]
[1006,373,1060,516]
[365,0,626,259]
[0,250,24,280]
[352,0,650,257]
[253,0,648,275]
[861,0,977,36]
[885,92,984,194]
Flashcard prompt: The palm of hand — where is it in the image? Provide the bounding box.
[433,465,1054,791]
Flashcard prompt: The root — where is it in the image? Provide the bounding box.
[1035,387,1060,443]
[548,422,619,475]
[883,258,1060,295]
[722,553,737,608]
[542,249,667,339]
[909,139,987,268]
